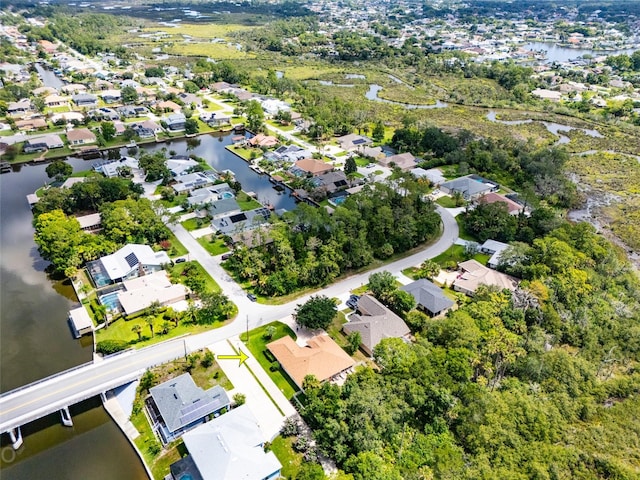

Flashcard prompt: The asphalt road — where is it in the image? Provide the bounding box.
[0,206,458,433]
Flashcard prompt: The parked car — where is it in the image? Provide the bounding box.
[346,294,360,310]
[175,258,186,263]
[221,253,232,260]
[247,293,257,302]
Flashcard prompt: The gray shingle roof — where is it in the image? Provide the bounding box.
[400,279,454,316]
[149,373,229,433]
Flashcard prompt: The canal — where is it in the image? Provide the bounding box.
[0,131,296,478]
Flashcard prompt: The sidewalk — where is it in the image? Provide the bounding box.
[210,337,296,440]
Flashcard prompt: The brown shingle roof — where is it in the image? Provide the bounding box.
[294,158,333,175]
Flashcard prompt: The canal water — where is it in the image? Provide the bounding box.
[524,42,637,63]
[0,131,295,478]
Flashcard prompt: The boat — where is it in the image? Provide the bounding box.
[0,162,11,173]
[233,124,245,133]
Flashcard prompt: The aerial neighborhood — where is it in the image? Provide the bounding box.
[1,1,640,480]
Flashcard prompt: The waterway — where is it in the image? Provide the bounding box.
[0,131,298,478]
[524,42,637,63]
[365,84,448,109]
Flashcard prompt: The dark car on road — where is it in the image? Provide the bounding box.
[175,258,186,263]
[247,293,257,302]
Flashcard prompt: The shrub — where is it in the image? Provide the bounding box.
[201,350,215,368]
[270,361,280,372]
[280,417,301,437]
[96,339,129,355]
[233,393,246,406]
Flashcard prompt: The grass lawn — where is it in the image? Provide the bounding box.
[435,195,459,208]
[152,231,188,258]
[266,120,295,132]
[270,436,304,480]
[455,215,478,242]
[168,260,221,293]
[237,191,261,211]
[241,322,300,400]
[431,244,490,267]
[197,235,230,256]
[226,145,258,161]
[158,193,188,208]
[326,312,369,363]
[181,216,211,231]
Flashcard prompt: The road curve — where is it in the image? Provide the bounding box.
[0,207,458,433]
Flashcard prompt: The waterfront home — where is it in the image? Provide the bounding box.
[75,212,102,233]
[97,156,139,178]
[247,133,279,148]
[148,373,230,445]
[87,243,170,287]
[206,197,242,220]
[400,279,454,317]
[453,260,518,296]
[267,335,355,389]
[172,172,217,194]
[187,183,234,207]
[290,158,334,177]
[23,134,64,153]
[165,113,186,131]
[200,111,231,126]
[71,93,98,108]
[264,144,311,163]
[211,207,271,235]
[170,405,281,480]
[311,171,349,194]
[344,295,411,356]
[117,271,189,316]
[66,128,97,146]
[167,157,200,177]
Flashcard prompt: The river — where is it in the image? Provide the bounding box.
[524,42,637,63]
[0,131,297,478]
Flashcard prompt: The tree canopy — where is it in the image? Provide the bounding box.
[294,295,337,330]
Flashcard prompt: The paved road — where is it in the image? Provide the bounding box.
[0,207,457,434]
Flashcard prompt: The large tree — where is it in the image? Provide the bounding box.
[294,295,337,330]
[100,121,116,142]
[45,160,73,182]
[245,100,265,133]
[367,271,397,303]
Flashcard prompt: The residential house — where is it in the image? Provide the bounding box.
[7,99,34,117]
[44,94,68,108]
[267,335,355,389]
[137,120,163,135]
[337,133,373,152]
[247,134,279,148]
[170,405,281,480]
[100,89,121,104]
[479,239,510,269]
[22,134,64,153]
[117,106,138,117]
[67,128,97,146]
[210,81,236,92]
[165,113,186,131]
[259,98,290,116]
[312,171,349,194]
[96,156,139,178]
[87,243,170,287]
[477,192,524,216]
[188,183,235,207]
[178,92,202,107]
[38,39,57,54]
[440,175,498,200]
[453,259,518,296]
[75,212,102,232]
[68,306,93,339]
[411,167,446,185]
[117,271,189,316]
[167,158,200,177]
[71,93,98,108]
[360,146,386,161]
[50,111,85,124]
[172,172,216,194]
[61,84,87,95]
[290,158,333,177]
[206,197,242,220]
[344,295,411,356]
[33,86,57,96]
[148,373,230,445]
[264,145,311,163]
[379,152,418,171]
[156,100,182,113]
[400,279,454,317]
[531,88,562,102]
[200,111,231,126]
[15,118,47,131]
[211,207,271,235]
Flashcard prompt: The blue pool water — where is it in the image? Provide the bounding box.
[221,191,234,199]
[329,196,347,206]
[99,291,122,311]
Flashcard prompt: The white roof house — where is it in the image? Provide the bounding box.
[98,244,170,282]
[118,271,189,316]
[68,306,93,338]
[172,405,282,480]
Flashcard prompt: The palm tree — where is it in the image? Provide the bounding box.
[161,321,172,335]
[131,324,142,341]
[183,301,199,325]
[95,304,108,329]
[145,316,155,338]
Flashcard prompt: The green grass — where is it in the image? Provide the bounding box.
[431,244,490,267]
[236,191,262,211]
[435,196,459,208]
[455,215,478,242]
[266,120,295,132]
[158,193,188,208]
[168,260,221,293]
[181,216,210,231]
[241,321,300,400]
[270,436,304,480]
[326,311,369,363]
[197,235,230,256]
[226,145,257,161]
[152,231,188,257]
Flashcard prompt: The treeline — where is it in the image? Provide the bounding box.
[226,177,440,296]
[392,125,579,208]
[302,222,640,479]
[33,197,170,275]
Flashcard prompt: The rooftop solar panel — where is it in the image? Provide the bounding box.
[230,213,247,223]
[125,252,138,268]
[353,138,367,145]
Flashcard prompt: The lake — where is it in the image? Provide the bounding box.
[524,42,637,63]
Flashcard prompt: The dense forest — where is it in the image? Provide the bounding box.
[302,223,640,480]
[226,176,440,296]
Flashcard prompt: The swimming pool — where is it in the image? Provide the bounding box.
[329,195,347,206]
[221,191,234,199]
[99,291,122,312]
